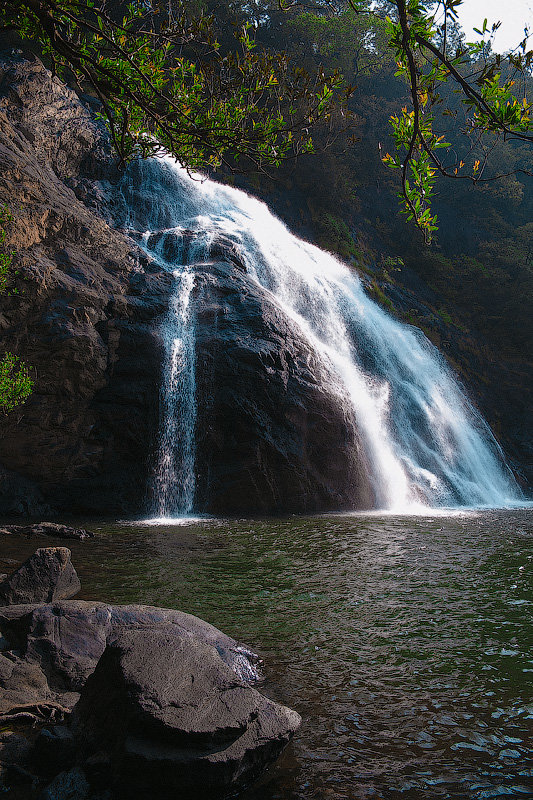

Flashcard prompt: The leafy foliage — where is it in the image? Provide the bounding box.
[6,0,530,235]
[271,0,532,238]
[0,203,14,295]
[345,0,533,239]
[1,0,344,168]
[0,352,34,414]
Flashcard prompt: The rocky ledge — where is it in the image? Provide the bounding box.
[0,548,300,798]
[0,523,94,541]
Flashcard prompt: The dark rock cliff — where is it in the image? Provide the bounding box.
[0,52,167,515]
[0,52,373,516]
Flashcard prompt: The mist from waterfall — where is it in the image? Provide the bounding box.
[121,156,523,515]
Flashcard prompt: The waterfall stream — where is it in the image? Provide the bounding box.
[121,156,523,515]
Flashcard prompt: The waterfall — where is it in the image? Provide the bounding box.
[121,156,523,515]
[142,229,210,517]
[148,240,196,516]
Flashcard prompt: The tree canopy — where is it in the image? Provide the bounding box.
[276,0,532,238]
[1,0,531,235]
[1,0,344,168]
[372,0,532,239]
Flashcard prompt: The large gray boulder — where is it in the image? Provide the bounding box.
[0,548,80,606]
[0,600,300,798]
[73,628,300,797]
[0,601,262,711]
[39,767,90,800]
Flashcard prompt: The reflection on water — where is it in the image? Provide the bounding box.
[1,510,532,799]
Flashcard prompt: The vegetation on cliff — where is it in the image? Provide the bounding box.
[348,0,531,239]
[0,203,33,414]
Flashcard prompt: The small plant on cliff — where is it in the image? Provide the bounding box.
[0,203,33,414]
[0,203,14,295]
[0,352,34,414]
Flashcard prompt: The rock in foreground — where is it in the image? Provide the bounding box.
[73,628,300,797]
[0,550,300,798]
[0,547,80,606]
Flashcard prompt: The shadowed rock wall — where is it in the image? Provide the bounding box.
[0,52,168,515]
[194,258,374,514]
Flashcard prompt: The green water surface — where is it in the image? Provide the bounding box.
[1,509,532,799]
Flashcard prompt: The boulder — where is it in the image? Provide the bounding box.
[72,628,301,798]
[33,726,76,776]
[0,599,299,798]
[0,601,261,704]
[0,731,32,765]
[39,767,90,800]
[0,548,80,606]
[0,649,55,715]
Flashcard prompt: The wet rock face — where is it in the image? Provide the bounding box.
[194,258,375,514]
[0,52,373,517]
[0,52,171,516]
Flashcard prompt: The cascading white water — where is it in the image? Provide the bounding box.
[142,230,212,516]
[122,156,523,514]
[147,235,196,516]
